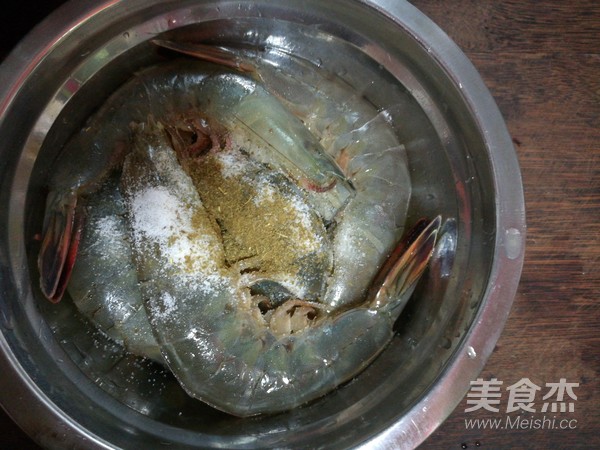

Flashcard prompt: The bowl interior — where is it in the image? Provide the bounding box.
[2,1,502,448]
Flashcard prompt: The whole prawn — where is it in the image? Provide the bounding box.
[38,45,439,416]
[155,40,412,312]
[121,120,440,416]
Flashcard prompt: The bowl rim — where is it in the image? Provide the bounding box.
[363,0,526,447]
[0,0,525,448]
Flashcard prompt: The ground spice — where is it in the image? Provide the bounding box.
[186,144,327,291]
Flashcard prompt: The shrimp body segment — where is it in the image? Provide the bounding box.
[66,177,162,361]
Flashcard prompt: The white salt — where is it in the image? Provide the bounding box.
[94,216,121,257]
[216,150,248,178]
[128,185,223,291]
[152,291,177,320]
[129,187,187,243]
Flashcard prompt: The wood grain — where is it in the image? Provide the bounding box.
[1,1,598,449]
[411,0,600,448]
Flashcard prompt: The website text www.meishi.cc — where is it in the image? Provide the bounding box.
[465,415,578,430]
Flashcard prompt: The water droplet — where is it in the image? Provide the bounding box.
[467,346,477,359]
[504,227,522,260]
[461,444,468,449]
[431,218,457,279]
[122,31,130,39]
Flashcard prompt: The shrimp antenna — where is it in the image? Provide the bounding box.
[152,39,256,73]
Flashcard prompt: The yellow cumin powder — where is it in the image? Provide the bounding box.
[187,151,319,277]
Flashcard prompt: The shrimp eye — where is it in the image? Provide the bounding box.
[257,297,273,315]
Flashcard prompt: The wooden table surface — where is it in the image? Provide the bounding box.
[1,1,598,449]
[411,1,600,448]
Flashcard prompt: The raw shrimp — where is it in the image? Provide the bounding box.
[66,176,161,361]
[38,60,351,303]
[154,40,412,311]
[121,120,440,417]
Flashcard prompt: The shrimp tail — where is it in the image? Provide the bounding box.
[368,216,442,316]
[37,190,85,303]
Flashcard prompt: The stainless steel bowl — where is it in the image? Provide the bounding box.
[0,0,525,448]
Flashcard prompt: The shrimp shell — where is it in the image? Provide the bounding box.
[66,177,161,361]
